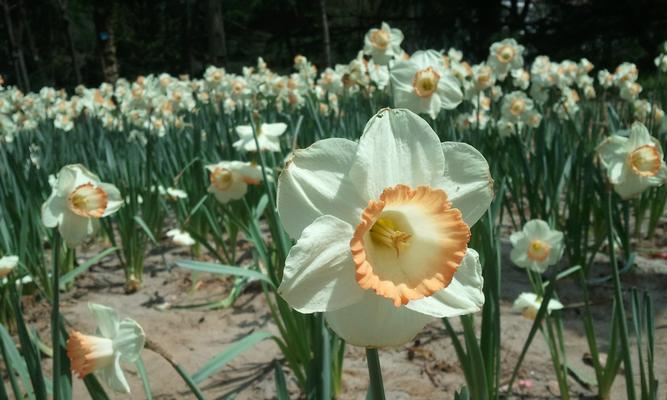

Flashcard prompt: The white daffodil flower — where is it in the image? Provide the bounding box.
[501,91,534,123]
[233,122,286,153]
[206,161,263,204]
[0,255,18,278]
[512,292,563,320]
[41,164,123,247]
[597,122,667,199]
[165,187,188,200]
[67,303,145,394]
[166,229,196,247]
[362,22,404,66]
[487,38,525,81]
[510,219,564,273]
[277,108,494,347]
[390,50,463,119]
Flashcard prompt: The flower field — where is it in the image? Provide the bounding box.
[1,21,666,400]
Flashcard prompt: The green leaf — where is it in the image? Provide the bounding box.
[134,215,158,244]
[83,373,111,400]
[192,331,273,383]
[59,247,118,289]
[175,260,275,287]
[0,323,34,400]
[136,356,153,400]
[274,360,291,400]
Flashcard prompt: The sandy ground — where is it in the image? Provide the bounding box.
[9,224,667,400]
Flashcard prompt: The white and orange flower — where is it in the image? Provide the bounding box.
[41,164,123,247]
[512,292,563,320]
[487,39,525,80]
[206,161,263,203]
[67,303,145,394]
[233,122,286,153]
[362,22,404,65]
[0,255,18,278]
[390,50,463,119]
[597,122,667,199]
[277,108,493,347]
[510,219,564,273]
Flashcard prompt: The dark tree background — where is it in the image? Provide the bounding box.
[2,0,666,91]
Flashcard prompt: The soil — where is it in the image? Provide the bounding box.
[11,222,667,400]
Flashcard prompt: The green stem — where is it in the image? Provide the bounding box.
[606,191,636,400]
[51,231,63,399]
[366,348,385,400]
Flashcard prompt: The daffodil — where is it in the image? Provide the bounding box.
[277,108,493,347]
[233,122,286,152]
[501,91,534,123]
[206,161,263,203]
[487,39,525,80]
[510,220,564,273]
[166,229,196,247]
[0,255,18,278]
[597,122,667,199]
[390,50,463,119]
[362,22,404,65]
[512,292,563,320]
[67,303,145,394]
[41,164,123,247]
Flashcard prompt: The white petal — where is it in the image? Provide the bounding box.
[278,215,364,313]
[348,108,445,200]
[99,353,130,394]
[389,61,417,92]
[436,74,463,109]
[210,180,248,203]
[438,142,494,227]
[89,303,120,339]
[597,135,628,176]
[235,125,253,139]
[627,122,653,148]
[113,318,145,362]
[59,211,97,247]
[614,174,650,199]
[523,219,551,240]
[325,291,432,348]
[99,183,123,217]
[277,138,365,239]
[41,195,65,228]
[405,249,484,318]
[261,122,287,137]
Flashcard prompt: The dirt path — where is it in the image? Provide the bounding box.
[20,231,665,400]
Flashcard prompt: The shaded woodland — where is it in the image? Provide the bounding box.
[2,0,667,91]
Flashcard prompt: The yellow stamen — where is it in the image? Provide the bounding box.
[210,168,234,191]
[527,240,550,262]
[370,217,412,257]
[496,45,515,64]
[412,67,441,98]
[370,29,390,50]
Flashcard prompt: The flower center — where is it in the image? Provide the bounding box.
[370,29,390,50]
[527,240,550,262]
[628,145,661,177]
[521,306,538,320]
[496,45,515,63]
[412,67,440,98]
[67,331,115,378]
[370,216,412,257]
[67,183,108,218]
[510,99,525,116]
[350,185,470,307]
[210,168,234,191]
